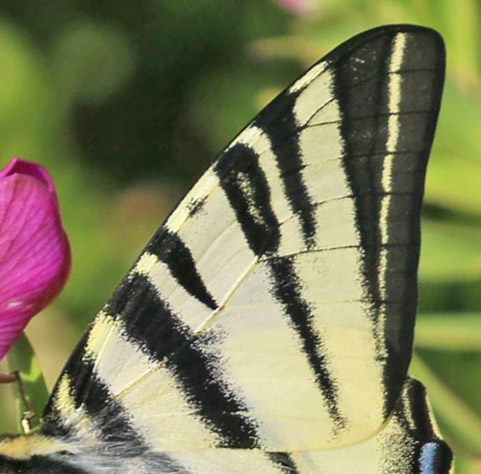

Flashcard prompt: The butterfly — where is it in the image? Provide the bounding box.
[0,24,453,473]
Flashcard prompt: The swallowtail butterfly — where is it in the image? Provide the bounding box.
[0,24,453,473]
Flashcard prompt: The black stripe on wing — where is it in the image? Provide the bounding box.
[108,272,301,471]
[398,379,453,473]
[42,339,188,472]
[43,333,141,449]
[147,229,218,310]
[43,285,298,473]
[267,452,300,473]
[332,26,445,415]
[216,144,344,431]
[107,274,261,449]
[334,30,394,344]
[0,455,90,474]
[215,143,280,256]
[269,256,344,430]
[256,93,318,249]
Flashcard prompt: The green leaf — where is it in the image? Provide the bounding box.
[6,333,49,433]
[443,0,480,89]
[416,313,481,351]
[419,219,481,282]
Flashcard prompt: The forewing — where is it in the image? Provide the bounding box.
[42,24,445,464]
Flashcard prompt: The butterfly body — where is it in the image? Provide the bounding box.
[0,24,452,473]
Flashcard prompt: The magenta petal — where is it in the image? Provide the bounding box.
[0,157,56,196]
[0,159,70,360]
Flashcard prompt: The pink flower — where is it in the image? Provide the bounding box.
[0,158,70,360]
[272,0,317,15]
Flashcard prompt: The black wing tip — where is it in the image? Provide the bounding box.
[275,24,445,100]
[323,23,445,67]
[343,23,444,47]
[236,23,445,147]
[348,23,444,41]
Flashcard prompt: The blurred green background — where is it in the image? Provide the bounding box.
[0,0,480,471]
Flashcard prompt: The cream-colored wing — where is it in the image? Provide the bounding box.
[158,378,453,474]
[41,24,449,473]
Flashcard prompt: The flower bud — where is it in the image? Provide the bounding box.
[0,158,71,360]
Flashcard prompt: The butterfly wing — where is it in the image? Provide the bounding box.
[42,24,448,472]
[287,378,453,474]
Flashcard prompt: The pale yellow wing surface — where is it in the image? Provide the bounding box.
[39,25,450,474]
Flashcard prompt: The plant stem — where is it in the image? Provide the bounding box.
[6,333,49,433]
